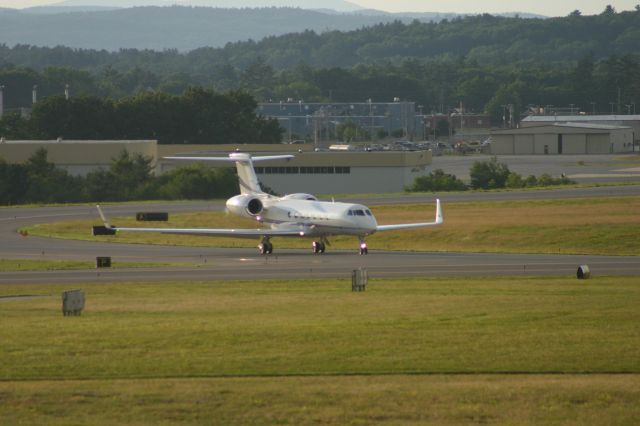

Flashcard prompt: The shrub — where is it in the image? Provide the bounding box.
[505,172,525,188]
[469,157,511,189]
[407,169,467,192]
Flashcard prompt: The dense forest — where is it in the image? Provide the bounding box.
[1,53,639,125]
[2,6,639,71]
[0,7,639,126]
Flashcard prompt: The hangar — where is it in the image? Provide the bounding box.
[490,123,634,155]
[521,114,640,148]
[0,139,157,175]
[159,145,432,194]
[0,140,431,194]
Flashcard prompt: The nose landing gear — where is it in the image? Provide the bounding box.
[359,239,368,255]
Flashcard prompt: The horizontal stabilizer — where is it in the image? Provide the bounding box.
[163,154,294,162]
[163,153,294,195]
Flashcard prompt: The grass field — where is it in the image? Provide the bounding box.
[0,259,194,272]
[1,277,639,424]
[22,196,640,256]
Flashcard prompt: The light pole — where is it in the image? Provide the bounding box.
[368,98,373,141]
[0,85,4,119]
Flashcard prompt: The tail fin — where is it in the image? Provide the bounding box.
[163,153,294,195]
[229,153,262,195]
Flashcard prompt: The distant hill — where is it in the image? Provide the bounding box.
[21,6,119,14]
[0,5,461,51]
[1,8,638,75]
[51,0,364,12]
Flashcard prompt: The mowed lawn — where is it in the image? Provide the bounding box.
[24,196,640,255]
[1,277,639,424]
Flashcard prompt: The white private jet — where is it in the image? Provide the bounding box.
[96,152,443,255]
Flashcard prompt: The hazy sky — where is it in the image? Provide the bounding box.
[0,0,638,16]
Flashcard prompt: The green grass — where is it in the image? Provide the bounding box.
[1,375,638,425]
[1,276,639,424]
[0,259,194,271]
[1,277,639,379]
[22,196,640,255]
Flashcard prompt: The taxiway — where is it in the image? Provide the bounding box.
[1,185,638,284]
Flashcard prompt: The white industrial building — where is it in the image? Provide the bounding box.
[490,123,634,155]
[521,115,640,148]
[160,146,432,195]
[0,139,157,175]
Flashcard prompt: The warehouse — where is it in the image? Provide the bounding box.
[490,123,634,155]
[0,139,157,175]
[521,115,640,148]
[159,145,432,194]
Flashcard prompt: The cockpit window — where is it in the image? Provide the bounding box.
[354,210,365,216]
[347,210,353,216]
[365,210,372,216]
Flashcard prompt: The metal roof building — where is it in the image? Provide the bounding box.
[521,115,640,147]
[0,139,157,175]
[159,144,432,195]
[490,123,634,155]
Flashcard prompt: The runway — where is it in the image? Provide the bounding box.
[1,185,639,284]
[1,250,639,284]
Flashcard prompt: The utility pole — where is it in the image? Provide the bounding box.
[0,85,4,119]
[368,98,373,141]
[617,87,621,115]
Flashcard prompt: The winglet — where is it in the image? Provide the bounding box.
[435,199,443,224]
[96,205,113,229]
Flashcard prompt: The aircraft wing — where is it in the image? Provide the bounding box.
[96,205,305,238]
[375,199,443,232]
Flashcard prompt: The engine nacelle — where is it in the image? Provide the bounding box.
[226,194,264,218]
[281,193,317,201]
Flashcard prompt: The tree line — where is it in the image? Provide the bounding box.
[0,88,283,143]
[2,53,638,127]
[2,6,639,71]
[0,7,638,125]
[1,149,575,205]
[0,148,237,205]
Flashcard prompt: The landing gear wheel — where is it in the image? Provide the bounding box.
[259,242,273,255]
[312,241,326,254]
[359,243,368,255]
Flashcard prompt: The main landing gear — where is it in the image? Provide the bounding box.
[258,238,273,255]
[312,241,326,254]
